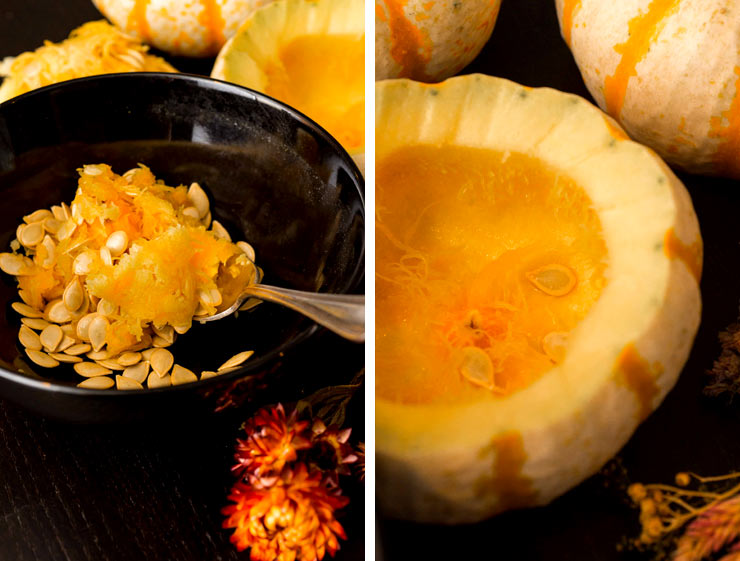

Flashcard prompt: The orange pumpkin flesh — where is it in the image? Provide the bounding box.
[264,34,365,152]
[376,145,608,406]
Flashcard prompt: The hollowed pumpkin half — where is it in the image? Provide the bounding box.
[376,75,702,524]
[211,0,364,172]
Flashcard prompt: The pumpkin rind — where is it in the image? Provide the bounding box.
[375,0,502,82]
[375,75,702,523]
[93,0,273,57]
[556,0,740,178]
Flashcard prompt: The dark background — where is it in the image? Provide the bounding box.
[377,1,740,561]
[0,3,365,561]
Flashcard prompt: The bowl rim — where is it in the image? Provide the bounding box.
[0,72,365,397]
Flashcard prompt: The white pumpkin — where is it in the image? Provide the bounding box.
[375,0,502,82]
[376,75,702,523]
[93,0,273,57]
[556,0,740,178]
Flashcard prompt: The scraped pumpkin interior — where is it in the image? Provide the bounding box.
[376,145,609,405]
[264,34,365,152]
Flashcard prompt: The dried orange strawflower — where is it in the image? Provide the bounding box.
[233,404,312,487]
[223,463,348,561]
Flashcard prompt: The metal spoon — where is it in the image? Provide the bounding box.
[198,265,364,343]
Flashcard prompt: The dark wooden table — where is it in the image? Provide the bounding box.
[0,3,365,560]
[377,1,740,560]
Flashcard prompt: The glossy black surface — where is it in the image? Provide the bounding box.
[0,73,364,422]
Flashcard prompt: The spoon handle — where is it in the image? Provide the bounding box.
[242,284,365,342]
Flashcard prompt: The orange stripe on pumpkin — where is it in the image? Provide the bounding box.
[475,431,536,509]
[127,0,151,41]
[664,227,702,283]
[615,343,661,422]
[382,0,432,81]
[709,66,740,177]
[199,0,226,52]
[560,0,582,47]
[603,0,681,119]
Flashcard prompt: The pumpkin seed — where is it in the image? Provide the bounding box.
[198,287,222,308]
[24,209,53,223]
[117,352,142,366]
[238,299,262,312]
[236,241,256,263]
[65,343,92,356]
[46,299,73,324]
[12,302,43,318]
[542,331,569,364]
[202,211,212,227]
[151,336,173,348]
[88,315,109,351]
[96,299,117,317]
[83,164,103,176]
[86,349,114,361]
[171,364,198,386]
[147,372,171,389]
[99,247,113,266]
[200,370,220,380]
[182,206,200,220]
[150,348,174,377]
[60,323,77,336]
[194,303,208,316]
[151,325,174,344]
[76,313,97,341]
[56,221,77,241]
[61,203,71,220]
[51,205,67,221]
[77,376,114,389]
[74,362,112,377]
[105,231,128,256]
[122,361,149,383]
[40,324,63,352]
[187,182,210,219]
[19,222,44,247]
[21,317,50,330]
[526,264,577,297]
[57,335,76,352]
[39,235,56,268]
[0,253,34,275]
[141,348,156,361]
[49,352,83,364]
[173,324,190,335]
[116,375,143,390]
[25,349,59,368]
[73,252,94,275]
[96,359,125,371]
[218,350,254,371]
[458,347,495,390]
[18,325,42,351]
[211,220,231,241]
[63,277,84,312]
[43,217,62,235]
[18,289,33,306]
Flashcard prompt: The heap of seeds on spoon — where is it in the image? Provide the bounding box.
[0,164,259,390]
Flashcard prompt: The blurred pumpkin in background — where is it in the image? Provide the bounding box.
[375,0,502,82]
[92,0,274,57]
[556,0,740,178]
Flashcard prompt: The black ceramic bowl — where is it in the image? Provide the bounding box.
[0,73,364,423]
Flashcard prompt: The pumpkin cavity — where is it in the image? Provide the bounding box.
[376,145,609,405]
